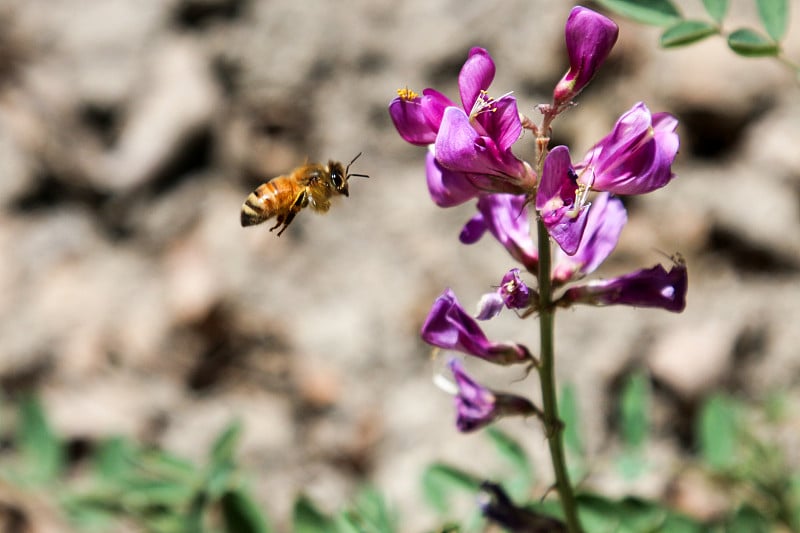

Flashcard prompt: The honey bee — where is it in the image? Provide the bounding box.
[240,153,368,236]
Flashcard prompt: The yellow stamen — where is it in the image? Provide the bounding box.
[397,86,419,101]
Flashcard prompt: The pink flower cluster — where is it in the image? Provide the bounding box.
[390,7,687,433]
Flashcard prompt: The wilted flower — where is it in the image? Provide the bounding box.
[578,102,679,195]
[559,260,688,312]
[448,359,541,432]
[421,289,533,365]
[535,146,590,255]
[552,192,627,284]
[460,194,538,271]
[553,6,619,107]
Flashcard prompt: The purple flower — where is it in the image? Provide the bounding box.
[578,102,679,195]
[535,146,590,255]
[560,260,688,312]
[460,194,538,271]
[421,289,533,365]
[553,7,619,106]
[552,192,627,283]
[426,151,484,207]
[499,268,531,310]
[476,269,533,320]
[449,359,540,432]
[389,48,535,206]
[389,87,453,146]
[434,106,534,194]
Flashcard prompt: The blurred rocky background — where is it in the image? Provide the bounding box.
[1,0,800,530]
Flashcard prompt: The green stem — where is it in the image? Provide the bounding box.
[536,218,582,533]
[534,108,582,532]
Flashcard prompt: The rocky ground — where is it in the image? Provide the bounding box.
[1,0,800,531]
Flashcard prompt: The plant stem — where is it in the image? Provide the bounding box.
[536,218,582,533]
[535,108,582,532]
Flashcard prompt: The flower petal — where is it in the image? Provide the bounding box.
[553,7,619,105]
[580,102,679,195]
[421,289,532,364]
[389,95,438,145]
[561,261,688,312]
[536,146,588,255]
[553,193,627,282]
[426,151,481,207]
[459,47,495,112]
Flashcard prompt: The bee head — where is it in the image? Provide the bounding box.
[328,161,349,197]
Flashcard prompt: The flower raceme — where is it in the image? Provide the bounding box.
[389,48,535,207]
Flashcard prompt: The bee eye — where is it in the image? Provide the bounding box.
[331,172,345,190]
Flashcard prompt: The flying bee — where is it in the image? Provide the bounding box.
[240,153,369,236]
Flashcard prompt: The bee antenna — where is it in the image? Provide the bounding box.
[346,152,369,178]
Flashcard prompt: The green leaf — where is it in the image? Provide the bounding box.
[660,20,719,47]
[137,448,197,482]
[486,428,530,475]
[702,0,728,23]
[616,450,649,480]
[121,478,195,509]
[210,419,243,466]
[560,384,583,457]
[619,373,649,449]
[593,0,682,27]
[756,0,788,42]
[726,504,770,533]
[727,28,780,57]
[94,437,137,482]
[293,495,337,533]
[221,488,272,533]
[698,393,738,470]
[345,487,396,533]
[486,428,534,499]
[18,396,63,484]
[421,464,482,513]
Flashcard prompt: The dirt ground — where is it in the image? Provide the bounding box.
[1,0,800,531]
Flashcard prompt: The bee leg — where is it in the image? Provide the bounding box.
[269,217,285,233]
[274,190,308,237]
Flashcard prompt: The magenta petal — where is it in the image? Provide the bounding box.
[546,204,590,256]
[581,102,679,195]
[482,96,522,152]
[459,47,495,112]
[426,152,481,207]
[469,194,538,270]
[389,96,438,145]
[536,146,575,211]
[563,262,688,312]
[436,107,484,170]
[536,146,588,255]
[460,211,487,244]
[476,291,504,320]
[436,107,528,185]
[421,289,532,364]
[421,88,456,130]
[553,193,627,282]
[553,7,619,105]
[448,359,497,432]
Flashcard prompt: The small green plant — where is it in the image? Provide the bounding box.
[595,0,798,77]
[0,396,271,532]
